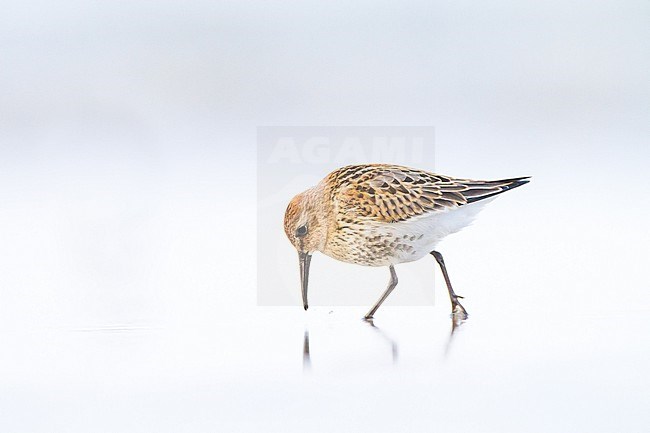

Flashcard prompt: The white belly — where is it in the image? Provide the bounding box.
[324,198,495,267]
[392,197,495,262]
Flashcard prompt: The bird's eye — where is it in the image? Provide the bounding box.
[296,225,308,237]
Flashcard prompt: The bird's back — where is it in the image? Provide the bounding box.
[320,164,528,266]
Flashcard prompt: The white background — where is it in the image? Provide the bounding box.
[1,1,649,432]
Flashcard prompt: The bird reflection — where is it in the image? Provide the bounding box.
[303,330,311,371]
[302,319,399,372]
[302,313,466,371]
[444,313,467,358]
[362,318,399,364]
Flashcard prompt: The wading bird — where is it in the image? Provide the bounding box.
[284,164,529,319]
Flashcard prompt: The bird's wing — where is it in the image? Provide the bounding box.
[331,164,529,223]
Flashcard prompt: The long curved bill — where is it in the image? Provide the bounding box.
[298,252,312,310]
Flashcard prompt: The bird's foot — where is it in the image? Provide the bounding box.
[451,296,468,319]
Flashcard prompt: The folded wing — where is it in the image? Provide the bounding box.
[332,164,529,223]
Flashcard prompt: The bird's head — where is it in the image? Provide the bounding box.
[284,190,327,311]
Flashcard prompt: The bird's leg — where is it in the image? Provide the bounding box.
[364,265,398,320]
[431,251,468,317]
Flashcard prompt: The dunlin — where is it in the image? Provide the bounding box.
[284,164,529,319]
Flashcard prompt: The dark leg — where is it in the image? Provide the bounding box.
[364,265,398,320]
[431,251,468,317]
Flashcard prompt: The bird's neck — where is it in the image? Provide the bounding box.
[303,182,334,253]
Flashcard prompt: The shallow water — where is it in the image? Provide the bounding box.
[1,304,647,432]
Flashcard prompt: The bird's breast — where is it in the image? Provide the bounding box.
[323,219,437,267]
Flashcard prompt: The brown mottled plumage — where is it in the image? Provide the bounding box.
[284,164,530,318]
